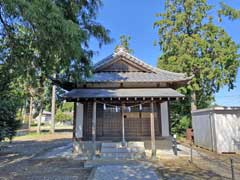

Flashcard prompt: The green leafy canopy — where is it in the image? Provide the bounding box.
[154,0,239,135]
[154,0,239,108]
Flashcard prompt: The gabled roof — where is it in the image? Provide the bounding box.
[89,46,191,83]
[94,46,159,73]
[52,46,192,91]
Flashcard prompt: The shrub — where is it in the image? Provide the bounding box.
[0,99,21,142]
[171,116,191,137]
[55,110,72,122]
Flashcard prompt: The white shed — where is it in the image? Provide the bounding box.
[192,107,240,154]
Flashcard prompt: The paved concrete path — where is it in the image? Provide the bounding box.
[90,163,160,180]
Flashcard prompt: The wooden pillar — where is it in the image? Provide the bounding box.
[76,103,84,138]
[73,102,77,139]
[92,101,97,157]
[160,101,170,137]
[121,103,126,146]
[50,84,56,134]
[150,101,156,158]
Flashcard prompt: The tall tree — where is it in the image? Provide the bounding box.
[154,0,239,133]
[0,0,111,133]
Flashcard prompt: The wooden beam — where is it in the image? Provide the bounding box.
[92,101,97,158]
[121,103,126,146]
[150,101,156,158]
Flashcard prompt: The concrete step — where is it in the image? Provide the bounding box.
[101,147,131,153]
[100,142,146,160]
[101,152,145,159]
[101,147,145,153]
[101,142,122,148]
[84,159,140,168]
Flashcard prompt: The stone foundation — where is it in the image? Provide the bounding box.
[73,136,174,159]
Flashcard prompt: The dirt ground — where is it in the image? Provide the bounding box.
[155,157,225,180]
[0,133,239,180]
[0,133,91,180]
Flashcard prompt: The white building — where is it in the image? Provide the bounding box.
[192,107,240,153]
[35,111,52,124]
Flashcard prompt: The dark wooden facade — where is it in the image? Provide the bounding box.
[82,102,162,140]
[56,47,192,157]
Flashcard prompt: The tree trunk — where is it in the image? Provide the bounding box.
[29,97,33,131]
[50,84,56,133]
[191,91,197,111]
[37,107,42,134]
[20,106,24,123]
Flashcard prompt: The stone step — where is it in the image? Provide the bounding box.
[101,147,131,153]
[128,141,145,148]
[84,159,140,168]
[101,152,145,160]
[100,142,146,160]
[101,142,122,148]
[101,147,145,153]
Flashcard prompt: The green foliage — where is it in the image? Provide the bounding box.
[218,2,240,21]
[55,110,72,122]
[0,0,111,132]
[0,0,111,83]
[154,0,239,135]
[171,115,191,136]
[0,98,21,142]
[60,102,74,112]
[0,67,21,142]
[115,35,134,54]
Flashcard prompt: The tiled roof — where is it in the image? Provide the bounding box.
[85,72,190,82]
[63,88,184,99]
[92,46,190,82]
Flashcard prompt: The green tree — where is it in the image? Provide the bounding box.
[218,2,240,21]
[0,0,111,133]
[0,65,21,142]
[115,35,134,54]
[154,0,239,134]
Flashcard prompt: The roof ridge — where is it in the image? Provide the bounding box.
[93,50,188,78]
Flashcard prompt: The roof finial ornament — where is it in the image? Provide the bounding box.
[114,35,134,54]
[114,45,129,54]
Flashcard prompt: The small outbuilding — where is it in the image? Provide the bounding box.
[192,107,240,154]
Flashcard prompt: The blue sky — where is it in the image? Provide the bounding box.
[90,0,240,106]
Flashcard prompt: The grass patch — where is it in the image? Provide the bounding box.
[13,132,50,141]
